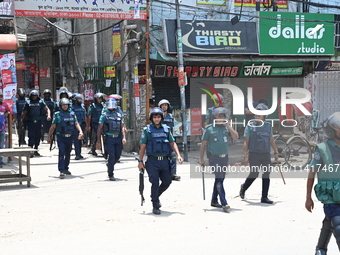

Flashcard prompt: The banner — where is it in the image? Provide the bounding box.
[197,0,226,5]
[259,12,334,55]
[234,0,288,8]
[164,19,259,54]
[15,0,147,20]
[112,24,121,58]
[240,62,304,77]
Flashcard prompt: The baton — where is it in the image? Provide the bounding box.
[201,164,205,200]
[100,134,105,155]
[273,162,286,185]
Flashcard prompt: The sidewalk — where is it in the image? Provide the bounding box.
[0,133,338,254]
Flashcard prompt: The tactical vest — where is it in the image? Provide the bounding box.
[248,122,271,153]
[314,140,340,204]
[163,113,174,130]
[146,124,172,156]
[27,99,41,118]
[41,99,54,115]
[16,98,27,115]
[91,103,103,123]
[72,104,86,123]
[56,110,75,135]
[103,111,121,134]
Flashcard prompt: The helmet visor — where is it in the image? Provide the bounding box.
[328,112,340,131]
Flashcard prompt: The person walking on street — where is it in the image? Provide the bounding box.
[239,103,278,204]
[87,92,105,156]
[16,88,28,145]
[96,98,126,181]
[200,107,239,212]
[20,90,51,157]
[138,107,183,215]
[305,112,340,254]
[47,98,83,179]
[0,91,10,167]
[41,89,55,142]
[158,99,181,181]
[71,93,87,160]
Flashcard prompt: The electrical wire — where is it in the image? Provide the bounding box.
[42,17,123,36]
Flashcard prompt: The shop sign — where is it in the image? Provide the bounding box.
[240,62,303,77]
[315,61,340,71]
[164,19,259,54]
[259,12,334,55]
[104,66,115,78]
[154,64,240,78]
[39,68,50,78]
[234,0,287,8]
[16,62,27,70]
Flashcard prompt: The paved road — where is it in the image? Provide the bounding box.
[0,138,338,254]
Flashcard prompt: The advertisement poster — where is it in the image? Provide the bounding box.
[3,83,17,113]
[84,89,94,101]
[0,53,17,113]
[112,24,121,58]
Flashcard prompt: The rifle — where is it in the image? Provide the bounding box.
[49,131,56,151]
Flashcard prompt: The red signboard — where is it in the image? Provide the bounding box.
[190,108,203,136]
[39,68,50,78]
[16,62,27,70]
[30,63,36,74]
[1,69,12,84]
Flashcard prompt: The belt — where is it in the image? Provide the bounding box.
[211,154,227,158]
[29,120,40,123]
[106,134,119,138]
[148,155,168,160]
[58,134,73,137]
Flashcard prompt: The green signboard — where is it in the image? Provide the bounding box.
[240,62,303,77]
[259,12,334,55]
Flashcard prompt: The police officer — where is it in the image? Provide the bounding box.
[158,99,181,181]
[71,93,87,160]
[87,93,105,156]
[55,88,70,112]
[239,103,278,204]
[199,107,238,212]
[96,98,126,181]
[305,112,340,254]
[138,107,183,215]
[204,93,223,127]
[16,88,28,145]
[47,98,83,179]
[41,89,55,142]
[20,90,51,156]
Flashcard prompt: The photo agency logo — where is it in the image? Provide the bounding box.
[200,84,312,128]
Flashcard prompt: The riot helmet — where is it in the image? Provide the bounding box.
[17,88,25,98]
[254,103,269,120]
[149,107,164,121]
[106,98,117,110]
[59,90,69,99]
[108,94,122,100]
[322,112,340,139]
[60,98,71,106]
[212,107,229,119]
[94,93,105,103]
[43,89,52,95]
[29,90,39,99]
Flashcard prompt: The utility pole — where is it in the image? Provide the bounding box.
[175,0,188,161]
[145,0,150,124]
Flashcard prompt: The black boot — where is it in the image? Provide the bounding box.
[315,217,332,254]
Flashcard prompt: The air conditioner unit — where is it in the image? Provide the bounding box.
[53,20,72,46]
